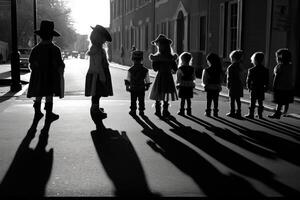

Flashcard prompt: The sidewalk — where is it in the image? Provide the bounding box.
[110,62,300,117]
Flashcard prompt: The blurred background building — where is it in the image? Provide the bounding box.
[109,0,300,95]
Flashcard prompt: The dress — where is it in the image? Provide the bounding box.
[27,41,65,98]
[85,46,113,97]
[272,63,294,104]
[149,53,178,101]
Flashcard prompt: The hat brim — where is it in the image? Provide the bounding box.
[34,30,60,37]
[91,26,112,42]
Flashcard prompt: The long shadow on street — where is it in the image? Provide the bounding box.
[0,116,54,197]
[178,115,300,196]
[91,127,159,197]
[131,114,263,197]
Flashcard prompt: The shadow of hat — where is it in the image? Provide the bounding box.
[151,34,172,45]
[91,25,112,42]
[34,20,60,37]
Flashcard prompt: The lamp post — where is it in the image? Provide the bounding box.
[10,0,22,92]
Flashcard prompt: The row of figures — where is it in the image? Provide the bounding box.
[124,34,294,120]
[26,21,294,132]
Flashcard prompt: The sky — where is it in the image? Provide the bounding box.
[64,0,110,35]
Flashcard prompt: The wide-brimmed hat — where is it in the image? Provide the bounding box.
[151,34,172,45]
[34,20,60,37]
[91,25,112,42]
[131,50,143,60]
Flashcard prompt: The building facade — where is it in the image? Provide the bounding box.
[110,0,299,95]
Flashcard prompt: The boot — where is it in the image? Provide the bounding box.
[226,110,236,118]
[213,109,219,117]
[162,102,171,118]
[244,107,255,119]
[91,104,107,119]
[268,110,281,119]
[177,108,185,116]
[205,109,211,117]
[257,106,264,119]
[45,102,59,121]
[235,109,242,119]
[154,101,161,117]
[186,108,192,116]
[33,101,44,119]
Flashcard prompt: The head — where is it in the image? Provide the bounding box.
[229,50,244,63]
[179,52,192,66]
[35,20,60,41]
[206,53,221,67]
[131,50,143,65]
[152,34,173,55]
[90,25,112,47]
[275,48,292,64]
[251,52,264,66]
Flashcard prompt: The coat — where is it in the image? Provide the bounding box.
[85,45,113,97]
[27,41,65,98]
[246,64,268,100]
[149,53,178,101]
[226,62,244,98]
[176,65,195,98]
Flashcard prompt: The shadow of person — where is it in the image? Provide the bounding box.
[182,115,277,159]
[91,129,159,197]
[161,115,300,196]
[0,115,54,197]
[130,114,263,197]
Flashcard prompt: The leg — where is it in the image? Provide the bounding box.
[91,95,107,119]
[155,101,161,117]
[186,98,192,115]
[44,96,59,121]
[33,97,44,119]
[268,104,282,119]
[227,97,236,117]
[245,97,256,119]
[257,100,264,119]
[130,92,138,115]
[178,98,185,115]
[213,92,219,117]
[162,101,171,118]
[236,98,242,118]
[138,92,145,115]
[283,104,289,116]
[206,92,212,116]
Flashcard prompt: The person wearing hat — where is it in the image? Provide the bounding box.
[27,20,65,122]
[149,34,178,118]
[125,50,151,116]
[85,25,113,124]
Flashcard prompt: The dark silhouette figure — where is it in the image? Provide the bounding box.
[268,48,294,119]
[85,25,113,121]
[226,50,244,119]
[131,114,263,197]
[0,115,54,197]
[149,34,178,118]
[244,52,268,119]
[202,53,224,117]
[164,115,300,196]
[176,52,196,116]
[27,20,65,122]
[91,129,159,197]
[125,50,151,116]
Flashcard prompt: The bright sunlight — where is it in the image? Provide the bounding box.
[64,0,110,35]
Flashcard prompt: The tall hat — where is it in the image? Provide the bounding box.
[34,20,60,37]
[151,34,172,45]
[131,50,143,60]
[91,25,112,42]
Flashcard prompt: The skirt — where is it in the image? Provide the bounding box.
[85,73,113,97]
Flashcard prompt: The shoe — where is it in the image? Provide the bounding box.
[244,113,254,119]
[205,111,211,117]
[46,112,59,121]
[186,109,192,116]
[226,112,236,117]
[139,111,144,116]
[268,112,281,119]
[177,109,185,116]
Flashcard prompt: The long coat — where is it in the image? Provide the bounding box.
[226,62,244,98]
[85,46,113,97]
[27,41,65,98]
[149,53,178,101]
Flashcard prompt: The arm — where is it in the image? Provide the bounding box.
[201,69,208,87]
[125,71,131,92]
[144,72,152,90]
[246,69,251,90]
[94,53,106,82]
[176,69,183,86]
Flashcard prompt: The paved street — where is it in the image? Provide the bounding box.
[0,58,300,197]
